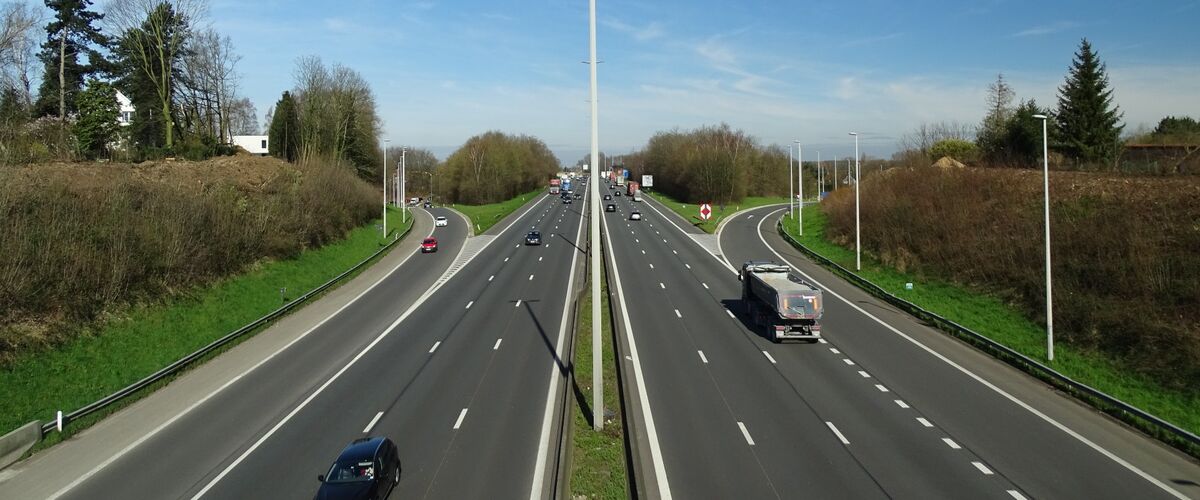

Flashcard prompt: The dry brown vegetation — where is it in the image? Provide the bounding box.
[0,155,378,363]
[822,166,1200,389]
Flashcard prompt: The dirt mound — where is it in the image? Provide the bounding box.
[932,156,965,168]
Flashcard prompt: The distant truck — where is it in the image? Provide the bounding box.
[627,181,641,201]
[740,261,823,343]
[563,179,572,193]
[615,170,625,187]
[549,178,561,195]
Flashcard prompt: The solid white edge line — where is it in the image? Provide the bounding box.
[825,421,850,445]
[493,338,503,350]
[601,206,673,499]
[698,351,708,364]
[737,422,755,446]
[972,461,994,475]
[45,211,442,500]
[429,341,441,354]
[753,207,1188,499]
[528,194,587,500]
[453,408,468,430]
[726,310,735,319]
[362,411,384,433]
[943,438,962,450]
[186,195,554,500]
[917,417,934,428]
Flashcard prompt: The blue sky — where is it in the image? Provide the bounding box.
[23,0,1200,163]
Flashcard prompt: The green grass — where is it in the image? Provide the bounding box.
[0,206,412,441]
[449,189,544,234]
[643,191,789,233]
[781,204,1200,440]
[570,261,627,499]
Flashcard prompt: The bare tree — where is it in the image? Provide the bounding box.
[1,3,41,103]
[226,97,257,135]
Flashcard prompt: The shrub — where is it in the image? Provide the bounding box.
[929,139,979,163]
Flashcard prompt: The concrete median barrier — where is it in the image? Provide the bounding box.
[0,421,41,470]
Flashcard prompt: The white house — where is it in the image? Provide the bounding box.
[116,91,134,127]
[232,135,269,156]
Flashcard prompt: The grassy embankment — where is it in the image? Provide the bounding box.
[449,188,544,234]
[0,205,411,445]
[781,204,1200,437]
[570,260,627,499]
[642,191,788,233]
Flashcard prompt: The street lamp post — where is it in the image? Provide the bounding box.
[401,147,407,225]
[816,151,821,198]
[1033,114,1054,361]
[788,145,794,220]
[383,140,388,237]
[849,132,861,271]
[588,0,603,431]
[794,140,802,236]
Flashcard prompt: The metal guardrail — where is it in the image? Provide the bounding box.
[38,222,414,436]
[775,220,1200,458]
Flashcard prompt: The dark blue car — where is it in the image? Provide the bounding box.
[315,436,400,500]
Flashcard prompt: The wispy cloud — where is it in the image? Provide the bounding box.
[602,17,665,41]
[1010,21,1079,38]
[841,32,904,48]
[695,36,737,66]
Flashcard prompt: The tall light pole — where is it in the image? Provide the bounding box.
[850,132,861,271]
[816,151,821,198]
[788,144,794,220]
[794,140,802,236]
[400,147,408,224]
[383,140,388,237]
[588,0,603,431]
[1034,114,1054,361]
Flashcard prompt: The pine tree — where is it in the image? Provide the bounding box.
[268,91,299,162]
[33,0,108,119]
[1055,38,1123,165]
[977,73,1015,163]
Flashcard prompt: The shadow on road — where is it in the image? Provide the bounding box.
[720,298,774,343]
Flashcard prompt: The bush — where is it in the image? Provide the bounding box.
[929,139,978,163]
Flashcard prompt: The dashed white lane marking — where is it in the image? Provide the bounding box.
[363,411,384,433]
[494,338,503,350]
[842,359,856,366]
[698,350,708,363]
[466,301,474,309]
[659,282,665,289]
[516,300,522,308]
[515,244,520,248]
[539,256,543,262]
[858,371,871,378]
[642,250,646,255]
[894,399,910,409]
[685,264,691,269]
[453,408,469,429]
[972,462,994,475]
[488,275,494,282]
[702,283,709,289]
[674,309,682,318]
[672,250,678,255]
[762,351,777,364]
[817,338,828,344]
[649,264,655,269]
[725,310,735,319]
[529,274,534,281]
[663,239,667,243]
[917,417,934,428]
[737,422,756,446]
[429,341,441,353]
[636,239,640,243]
[943,438,962,449]
[829,348,841,354]
[826,421,850,445]
[546,244,550,248]
[875,384,890,393]
[1007,490,1028,500]
[505,257,510,262]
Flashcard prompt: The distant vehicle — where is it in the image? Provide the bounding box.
[525,230,542,245]
[315,436,400,500]
[435,216,448,227]
[423,201,431,209]
[573,193,582,199]
[421,237,438,253]
[629,211,642,220]
[563,197,572,204]
[627,181,641,202]
[740,261,823,343]
[614,191,621,197]
[633,190,642,202]
[549,178,561,195]
[605,203,616,212]
[603,194,612,200]
[409,197,420,206]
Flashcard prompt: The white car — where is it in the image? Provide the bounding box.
[435,216,448,227]
[629,211,642,221]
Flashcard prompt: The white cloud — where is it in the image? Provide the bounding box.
[1010,21,1079,38]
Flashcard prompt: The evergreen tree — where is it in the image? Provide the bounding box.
[1151,116,1200,140]
[72,78,118,158]
[1055,38,1123,164]
[1005,99,1052,166]
[268,91,299,162]
[33,0,109,119]
[977,73,1015,162]
[112,26,167,155]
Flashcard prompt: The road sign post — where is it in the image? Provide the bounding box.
[699,203,712,221]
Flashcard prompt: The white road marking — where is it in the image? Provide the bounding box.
[488,275,494,282]
[943,438,962,449]
[753,208,1191,499]
[516,300,522,307]
[685,264,691,269]
[972,462,994,475]
[539,256,543,262]
[702,283,709,289]
[642,250,646,255]
[466,301,474,309]
[649,264,655,269]
[1007,490,1028,500]
[875,384,890,392]
[737,422,756,446]
[698,351,708,363]
[429,341,441,353]
[830,348,841,354]
[726,310,735,319]
[494,338,503,350]
[843,358,856,366]
[505,257,510,262]
[362,411,384,433]
[672,250,678,255]
[895,399,910,409]
[917,417,934,428]
[515,244,520,248]
[529,274,534,281]
[817,338,828,344]
[663,239,667,243]
[858,371,871,378]
[659,282,665,289]
[826,421,850,445]
[762,351,777,364]
[674,309,682,318]
[453,408,469,429]
[636,239,640,243]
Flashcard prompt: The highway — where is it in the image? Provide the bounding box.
[606,190,1200,500]
[0,191,586,499]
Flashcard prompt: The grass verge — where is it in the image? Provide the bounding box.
[781,205,1200,440]
[449,189,544,234]
[1,206,412,443]
[642,191,788,233]
[570,260,627,499]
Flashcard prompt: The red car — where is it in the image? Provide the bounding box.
[421,237,438,253]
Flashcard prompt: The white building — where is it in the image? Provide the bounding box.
[232,135,269,156]
[116,91,134,127]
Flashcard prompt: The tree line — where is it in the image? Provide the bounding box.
[437,131,559,205]
[0,0,258,164]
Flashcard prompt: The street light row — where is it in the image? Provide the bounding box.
[788,132,862,271]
